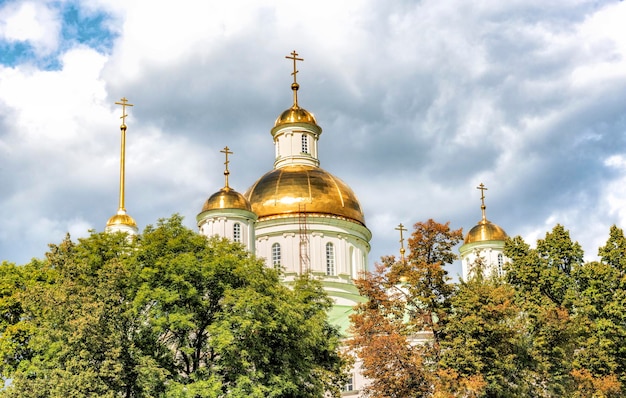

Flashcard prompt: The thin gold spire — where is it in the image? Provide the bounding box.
[285,50,303,108]
[395,223,407,263]
[113,97,134,213]
[477,183,488,222]
[220,146,233,189]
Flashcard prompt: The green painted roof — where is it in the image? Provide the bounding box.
[328,304,354,336]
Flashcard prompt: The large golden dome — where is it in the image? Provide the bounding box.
[464,220,507,244]
[201,187,252,212]
[274,105,318,128]
[245,165,365,225]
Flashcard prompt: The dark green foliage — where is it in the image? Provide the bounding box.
[570,225,626,396]
[0,215,344,397]
[503,225,584,396]
[506,225,583,308]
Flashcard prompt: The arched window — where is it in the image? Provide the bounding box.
[326,242,335,276]
[497,253,504,276]
[233,223,241,243]
[272,243,281,268]
[301,134,309,154]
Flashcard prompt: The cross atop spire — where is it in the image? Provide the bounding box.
[395,223,407,263]
[115,97,134,128]
[285,50,304,107]
[221,146,233,189]
[477,183,488,221]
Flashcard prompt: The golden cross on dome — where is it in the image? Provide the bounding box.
[285,50,303,107]
[286,50,303,84]
[477,183,488,204]
[221,146,233,188]
[477,183,488,221]
[395,223,407,263]
[114,97,134,128]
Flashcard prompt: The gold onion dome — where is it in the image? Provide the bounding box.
[200,146,251,213]
[464,219,507,244]
[274,105,318,128]
[464,183,507,244]
[245,164,366,225]
[202,187,252,212]
[106,211,137,228]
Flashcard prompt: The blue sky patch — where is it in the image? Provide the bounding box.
[61,4,116,54]
[0,3,116,70]
[0,41,32,67]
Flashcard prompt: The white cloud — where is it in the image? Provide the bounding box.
[0,46,109,145]
[603,155,626,225]
[572,2,626,87]
[0,1,61,56]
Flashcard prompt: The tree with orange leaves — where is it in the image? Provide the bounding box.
[348,219,462,397]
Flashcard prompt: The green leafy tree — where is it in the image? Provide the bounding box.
[0,215,345,397]
[2,232,166,398]
[570,225,626,396]
[438,254,525,397]
[504,224,583,397]
[0,260,43,382]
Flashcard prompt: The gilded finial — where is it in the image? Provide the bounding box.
[477,183,488,222]
[395,223,407,263]
[285,50,303,108]
[112,97,134,213]
[115,97,134,129]
[220,146,233,189]
[106,97,137,232]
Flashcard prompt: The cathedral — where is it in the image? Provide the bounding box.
[104,51,508,396]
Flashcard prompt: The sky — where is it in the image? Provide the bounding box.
[1,0,626,279]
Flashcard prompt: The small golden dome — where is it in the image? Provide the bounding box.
[106,212,137,228]
[201,187,252,212]
[274,106,318,128]
[245,165,365,225]
[464,220,507,244]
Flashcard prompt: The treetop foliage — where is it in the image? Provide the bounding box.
[0,215,346,398]
[350,220,626,397]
